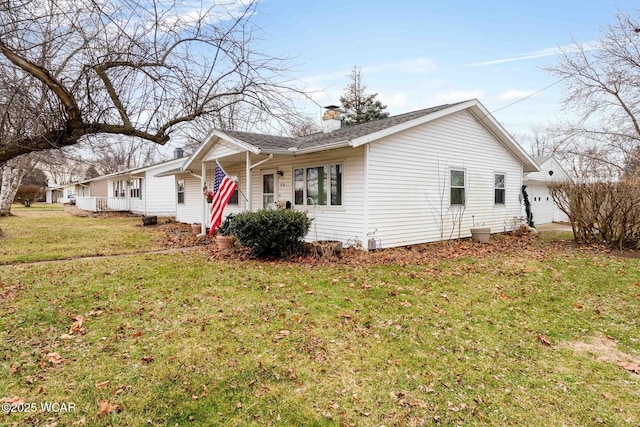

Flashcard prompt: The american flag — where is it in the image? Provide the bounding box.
[209,164,237,235]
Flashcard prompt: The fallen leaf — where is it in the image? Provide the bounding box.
[535,334,553,347]
[47,352,63,365]
[400,301,412,308]
[573,303,584,309]
[140,356,154,364]
[60,334,74,340]
[616,360,640,374]
[132,331,144,338]
[9,363,19,374]
[97,400,122,416]
[113,385,132,395]
[0,396,25,404]
[95,380,111,389]
[274,330,290,341]
[69,315,85,334]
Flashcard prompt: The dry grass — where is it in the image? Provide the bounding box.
[0,209,639,426]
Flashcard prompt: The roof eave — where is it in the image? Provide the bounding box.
[349,100,479,148]
[182,129,261,170]
[262,141,352,156]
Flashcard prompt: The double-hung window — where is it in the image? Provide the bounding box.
[130,178,142,199]
[494,174,505,205]
[177,179,185,204]
[228,176,239,205]
[294,163,343,206]
[450,169,465,206]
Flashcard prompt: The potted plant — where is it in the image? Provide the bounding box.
[216,214,235,249]
[203,189,215,204]
[470,216,490,243]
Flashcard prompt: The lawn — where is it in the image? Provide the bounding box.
[0,208,639,426]
[0,204,167,264]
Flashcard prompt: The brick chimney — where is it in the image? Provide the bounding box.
[322,105,342,133]
[174,147,184,159]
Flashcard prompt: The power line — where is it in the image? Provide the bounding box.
[490,77,566,115]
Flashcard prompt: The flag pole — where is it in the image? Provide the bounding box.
[216,160,248,201]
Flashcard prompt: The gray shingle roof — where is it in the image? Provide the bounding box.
[221,102,463,152]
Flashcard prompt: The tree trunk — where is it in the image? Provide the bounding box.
[0,159,28,215]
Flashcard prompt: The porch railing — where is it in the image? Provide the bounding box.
[75,197,131,212]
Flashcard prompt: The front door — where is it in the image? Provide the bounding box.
[262,171,276,209]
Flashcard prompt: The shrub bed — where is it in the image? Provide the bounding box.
[229,209,312,257]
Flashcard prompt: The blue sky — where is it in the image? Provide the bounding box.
[247,0,638,143]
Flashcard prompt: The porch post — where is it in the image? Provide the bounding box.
[201,161,207,234]
[246,151,252,212]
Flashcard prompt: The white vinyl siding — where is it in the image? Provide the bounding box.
[175,175,202,224]
[367,110,525,248]
[249,147,364,244]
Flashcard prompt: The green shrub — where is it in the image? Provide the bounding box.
[229,209,312,257]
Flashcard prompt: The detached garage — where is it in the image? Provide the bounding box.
[523,156,572,225]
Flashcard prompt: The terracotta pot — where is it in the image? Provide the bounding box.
[216,235,235,249]
[470,227,491,243]
[191,224,202,234]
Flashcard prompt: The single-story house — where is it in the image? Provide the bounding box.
[45,182,89,204]
[523,156,571,225]
[45,184,64,204]
[75,149,186,216]
[166,99,539,249]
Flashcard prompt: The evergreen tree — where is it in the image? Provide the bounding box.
[339,67,389,126]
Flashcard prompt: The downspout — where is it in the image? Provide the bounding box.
[144,173,147,215]
[363,144,370,251]
[201,162,207,235]
[246,151,252,212]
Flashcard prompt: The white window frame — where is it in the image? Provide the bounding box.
[494,173,505,206]
[450,168,466,206]
[113,180,126,199]
[177,179,185,205]
[228,176,240,206]
[129,178,142,199]
[293,162,344,207]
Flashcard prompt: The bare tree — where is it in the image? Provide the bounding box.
[88,137,160,175]
[0,155,34,214]
[547,12,640,179]
[0,0,304,165]
[287,117,321,137]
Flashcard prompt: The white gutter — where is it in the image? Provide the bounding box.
[249,153,273,170]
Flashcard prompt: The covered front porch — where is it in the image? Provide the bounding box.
[196,149,283,234]
[75,196,142,212]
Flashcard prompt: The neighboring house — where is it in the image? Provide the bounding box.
[166,99,539,249]
[45,182,87,204]
[75,149,186,216]
[45,185,64,204]
[523,156,572,225]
